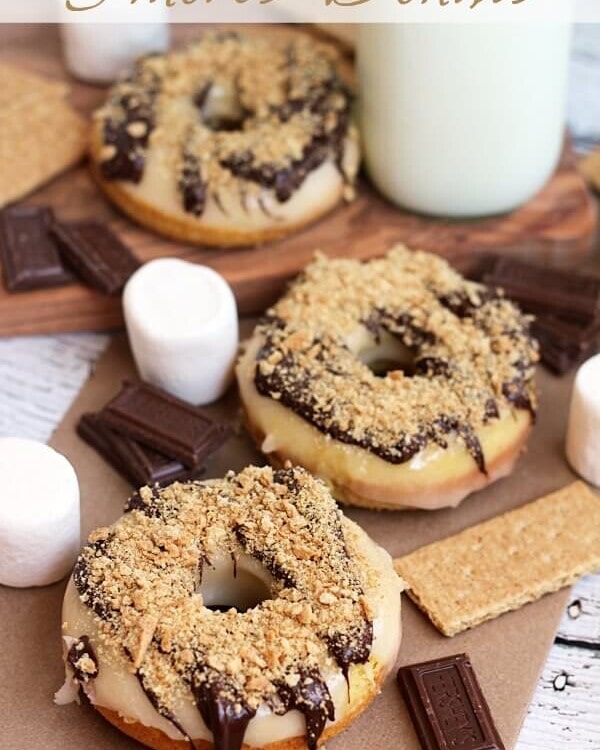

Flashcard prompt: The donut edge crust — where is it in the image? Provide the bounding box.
[96,660,387,750]
[241,404,533,512]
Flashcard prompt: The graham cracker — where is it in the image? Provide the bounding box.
[394,481,600,637]
[579,147,600,193]
[0,64,88,207]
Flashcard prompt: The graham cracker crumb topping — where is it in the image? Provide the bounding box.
[73,467,372,721]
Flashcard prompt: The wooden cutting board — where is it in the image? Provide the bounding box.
[0,24,597,336]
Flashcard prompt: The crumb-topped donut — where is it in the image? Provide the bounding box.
[237,247,539,511]
[57,466,402,750]
[90,30,359,247]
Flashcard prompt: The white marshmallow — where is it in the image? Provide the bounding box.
[0,438,80,588]
[60,23,169,85]
[566,354,600,487]
[124,259,239,405]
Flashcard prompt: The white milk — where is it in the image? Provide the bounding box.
[358,23,572,217]
[60,22,169,84]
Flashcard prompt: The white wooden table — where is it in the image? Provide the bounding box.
[1,24,600,749]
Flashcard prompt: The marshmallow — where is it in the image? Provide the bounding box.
[60,23,169,85]
[566,354,600,487]
[0,438,80,588]
[124,258,239,405]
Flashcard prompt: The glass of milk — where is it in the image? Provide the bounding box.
[358,23,572,217]
[60,21,169,85]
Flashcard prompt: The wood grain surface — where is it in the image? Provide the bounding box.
[0,24,597,336]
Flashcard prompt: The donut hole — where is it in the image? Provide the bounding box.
[198,555,275,613]
[198,82,247,132]
[359,329,418,378]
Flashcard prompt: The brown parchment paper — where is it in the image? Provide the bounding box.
[0,324,580,750]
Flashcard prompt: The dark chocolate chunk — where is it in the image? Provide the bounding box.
[96,380,232,469]
[397,654,505,750]
[51,221,140,295]
[478,256,600,325]
[77,412,206,488]
[0,206,72,292]
[531,314,600,375]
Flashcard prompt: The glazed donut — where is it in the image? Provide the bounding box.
[57,466,402,750]
[90,30,359,247]
[237,247,538,511]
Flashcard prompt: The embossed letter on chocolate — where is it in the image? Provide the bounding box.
[397,653,505,750]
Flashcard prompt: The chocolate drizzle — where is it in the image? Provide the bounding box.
[191,670,256,750]
[125,486,162,516]
[179,151,207,217]
[254,343,433,465]
[324,619,373,684]
[432,415,486,474]
[220,135,330,204]
[254,251,538,475]
[67,636,99,683]
[437,288,496,319]
[73,537,115,621]
[255,327,488,470]
[234,525,296,588]
[100,67,159,183]
[275,670,335,750]
[502,377,536,418]
[136,672,191,742]
[218,80,351,205]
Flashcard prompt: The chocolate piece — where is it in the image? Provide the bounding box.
[479,256,600,325]
[0,206,72,292]
[96,380,232,468]
[77,413,206,487]
[397,654,504,750]
[531,315,600,375]
[51,221,139,295]
[469,255,600,375]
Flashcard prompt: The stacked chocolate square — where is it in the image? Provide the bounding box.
[474,255,600,374]
[78,381,232,488]
[0,204,139,295]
